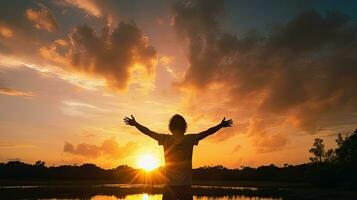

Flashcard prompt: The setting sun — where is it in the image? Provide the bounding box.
[137,154,159,171]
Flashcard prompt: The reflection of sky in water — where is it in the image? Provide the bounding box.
[0,185,281,200]
[100,184,258,190]
[0,184,259,191]
[91,194,162,200]
[90,194,281,200]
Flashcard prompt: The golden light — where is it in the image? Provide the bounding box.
[137,153,159,171]
[142,193,149,200]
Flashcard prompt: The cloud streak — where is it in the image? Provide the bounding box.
[0,87,34,97]
[59,0,105,18]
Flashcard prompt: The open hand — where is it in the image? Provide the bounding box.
[220,117,233,127]
[124,115,137,126]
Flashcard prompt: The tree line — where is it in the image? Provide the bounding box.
[0,129,356,187]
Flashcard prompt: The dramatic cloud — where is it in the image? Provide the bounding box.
[25,6,58,32]
[64,137,137,159]
[41,22,157,90]
[0,1,157,92]
[173,0,357,148]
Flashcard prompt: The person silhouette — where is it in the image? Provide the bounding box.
[124,114,233,200]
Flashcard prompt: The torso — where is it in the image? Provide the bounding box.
[159,135,199,186]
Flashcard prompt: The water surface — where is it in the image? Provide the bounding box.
[0,184,284,199]
[90,194,280,200]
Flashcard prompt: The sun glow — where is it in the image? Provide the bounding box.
[137,154,159,171]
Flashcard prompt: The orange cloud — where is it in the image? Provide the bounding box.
[0,25,13,38]
[254,133,288,153]
[60,0,103,17]
[159,55,175,66]
[0,1,154,92]
[25,7,58,32]
[64,137,137,159]
[41,22,157,90]
[0,87,34,97]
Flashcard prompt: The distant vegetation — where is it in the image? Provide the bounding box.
[305,129,357,187]
[1,129,356,187]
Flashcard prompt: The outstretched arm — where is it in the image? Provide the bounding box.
[123,115,161,140]
[197,118,233,140]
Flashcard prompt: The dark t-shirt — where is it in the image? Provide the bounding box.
[155,134,200,186]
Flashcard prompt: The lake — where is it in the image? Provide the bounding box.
[0,184,284,199]
[1,183,355,199]
[91,194,279,199]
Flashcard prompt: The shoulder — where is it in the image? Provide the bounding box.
[156,134,171,145]
[185,134,200,142]
[185,134,199,138]
[157,134,170,139]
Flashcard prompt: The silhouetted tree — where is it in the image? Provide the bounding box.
[309,138,325,163]
[336,133,346,147]
[306,129,357,186]
[324,149,336,162]
[308,137,338,163]
[335,129,357,163]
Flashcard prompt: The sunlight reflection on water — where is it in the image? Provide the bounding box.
[90,194,281,200]
[91,194,162,200]
[100,184,258,190]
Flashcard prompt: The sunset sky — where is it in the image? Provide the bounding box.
[1,0,357,169]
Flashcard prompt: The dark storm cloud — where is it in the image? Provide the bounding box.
[173,0,357,143]
[173,0,225,87]
[64,137,137,159]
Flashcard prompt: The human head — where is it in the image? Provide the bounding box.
[169,114,187,135]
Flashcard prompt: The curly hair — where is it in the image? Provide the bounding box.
[169,114,187,134]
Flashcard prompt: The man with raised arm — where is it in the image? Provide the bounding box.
[124,114,233,200]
